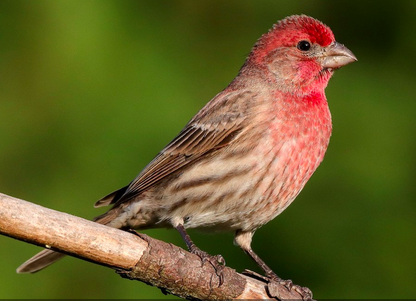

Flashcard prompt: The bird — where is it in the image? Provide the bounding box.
[17,14,356,298]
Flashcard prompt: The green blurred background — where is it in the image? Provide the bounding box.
[1,0,415,299]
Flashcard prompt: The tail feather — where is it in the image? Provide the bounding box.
[16,249,66,274]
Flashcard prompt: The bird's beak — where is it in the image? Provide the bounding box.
[321,42,357,69]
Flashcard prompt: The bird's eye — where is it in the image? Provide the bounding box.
[297,40,311,51]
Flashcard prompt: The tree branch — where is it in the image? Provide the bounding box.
[0,192,307,300]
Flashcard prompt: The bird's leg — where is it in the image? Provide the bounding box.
[245,247,313,300]
[175,224,225,283]
[235,230,312,300]
[244,247,285,282]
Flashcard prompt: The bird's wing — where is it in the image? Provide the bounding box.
[94,91,256,208]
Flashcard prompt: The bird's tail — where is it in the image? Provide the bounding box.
[16,249,66,274]
[16,204,123,274]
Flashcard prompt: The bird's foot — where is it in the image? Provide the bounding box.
[267,272,313,301]
[189,245,226,285]
[293,285,313,301]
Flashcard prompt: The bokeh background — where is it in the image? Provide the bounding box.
[1,0,415,299]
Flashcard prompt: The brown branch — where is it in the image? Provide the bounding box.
[0,192,306,300]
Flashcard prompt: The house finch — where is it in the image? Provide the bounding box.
[17,15,356,298]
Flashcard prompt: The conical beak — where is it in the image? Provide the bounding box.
[321,42,357,69]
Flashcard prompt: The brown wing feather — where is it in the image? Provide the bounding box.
[96,90,257,207]
[115,125,243,204]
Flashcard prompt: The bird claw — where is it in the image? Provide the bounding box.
[293,285,313,301]
[268,273,313,300]
[189,246,226,285]
[268,273,293,290]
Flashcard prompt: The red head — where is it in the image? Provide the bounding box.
[244,15,356,95]
[254,15,335,57]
